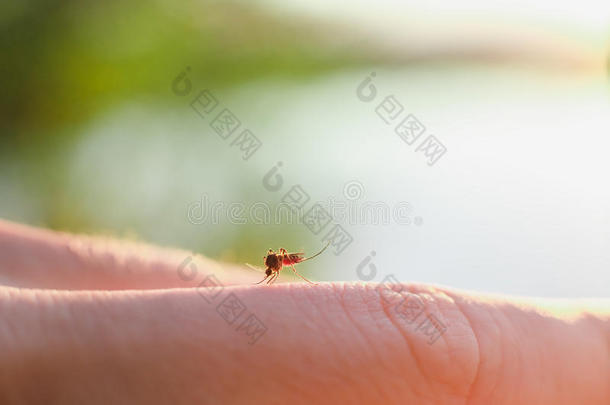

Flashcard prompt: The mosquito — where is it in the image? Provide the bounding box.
[246,241,331,285]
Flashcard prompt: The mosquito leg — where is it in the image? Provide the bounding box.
[254,275,269,285]
[290,264,317,285]
[267,272,278,285]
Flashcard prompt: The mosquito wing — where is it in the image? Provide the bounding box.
[285,252,305,264]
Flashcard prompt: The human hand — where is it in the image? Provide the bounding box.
[0,220,608,404]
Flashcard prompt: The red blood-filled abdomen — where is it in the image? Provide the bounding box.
[283,254,303,265]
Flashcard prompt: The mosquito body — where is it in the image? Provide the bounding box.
[246,241,330,285]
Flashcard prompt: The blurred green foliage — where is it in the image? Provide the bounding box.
[0,0,371,267]
[1,0,364,138]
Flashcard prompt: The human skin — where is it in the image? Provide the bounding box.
[0,220,608,404]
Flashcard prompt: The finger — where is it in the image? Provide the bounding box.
[1,283,608,404]
[0,219,261,290]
